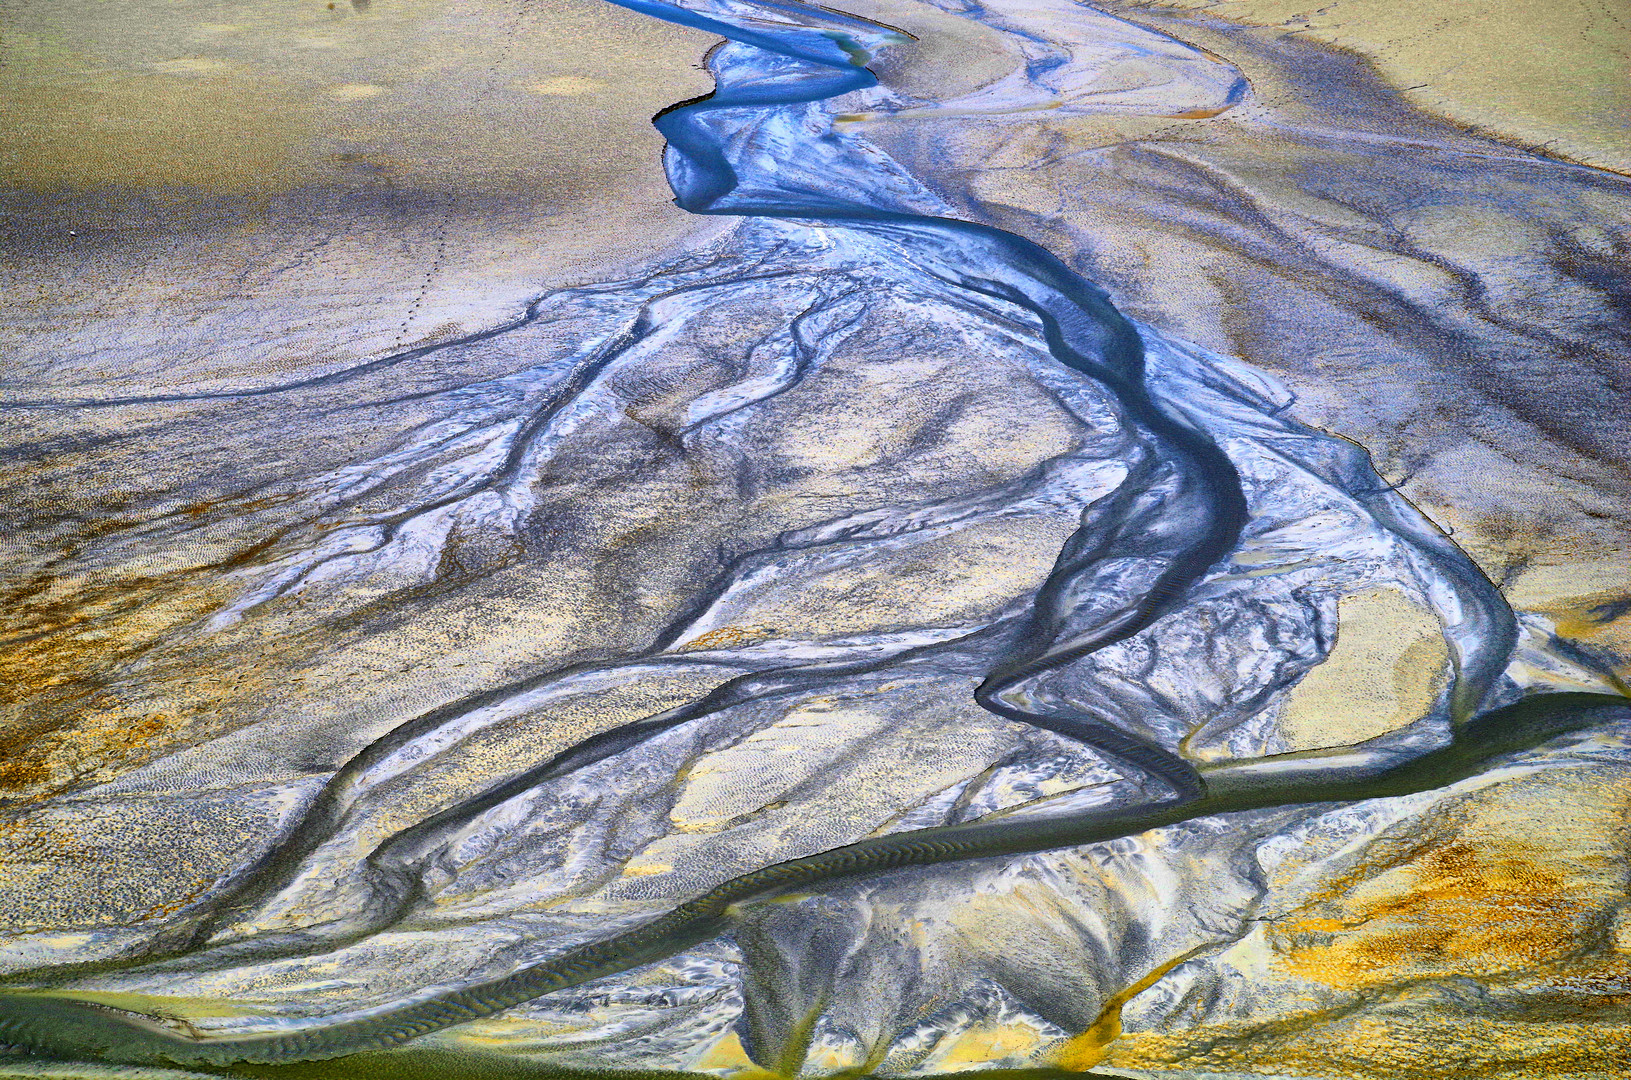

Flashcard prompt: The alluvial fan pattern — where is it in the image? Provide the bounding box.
[1,0,1628,1077]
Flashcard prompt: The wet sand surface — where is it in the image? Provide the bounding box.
[1137,0,1631,174]
[1,0,720,397]
[1,0,1628,1077]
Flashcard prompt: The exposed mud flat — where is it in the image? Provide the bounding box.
[1,0,721,397]
[0,1,1626,1077]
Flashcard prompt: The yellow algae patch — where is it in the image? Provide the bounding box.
[676,625,776,653]
[0,558,272,799]
[920,1020,1053,1073]
[1277,586,1448,751]
[0,712,184,800]
[1271,770,1630,987]
[618,862,675,877]
[689,1029,784,1079]
[1102,770,1631,1078]
[1055,947,1207,1071]
[1106,997,1631,1080]
[1611,906,1631,954]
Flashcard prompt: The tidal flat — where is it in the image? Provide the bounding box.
[0,1,1627,1078]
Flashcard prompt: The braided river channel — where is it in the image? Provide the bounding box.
[1,0,1628,1075]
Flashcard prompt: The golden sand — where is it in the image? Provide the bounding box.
[1277,587,1449,751]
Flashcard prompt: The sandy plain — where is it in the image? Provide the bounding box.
[0,0,1628,1077]
[1,0,720,397]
